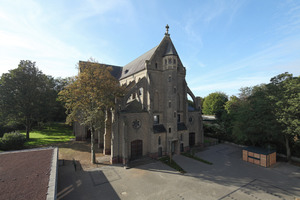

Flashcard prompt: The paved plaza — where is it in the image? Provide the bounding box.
[57,143,300,199]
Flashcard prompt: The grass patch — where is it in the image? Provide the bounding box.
[204,139,211,144]
[21,123,74,147]
[159,156,186,173]
[181,152,213,165]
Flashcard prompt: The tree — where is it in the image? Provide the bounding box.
[58,60,124,163]
[0,60,53,139]
[50,77,73,122]
[231,85,280,146]
[267,73,300,161]
[202,92,228,116]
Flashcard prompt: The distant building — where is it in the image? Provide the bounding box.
[74,25,204,165]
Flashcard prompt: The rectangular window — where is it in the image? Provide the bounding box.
[168,101,171,108]
[177,114,180,123]
[169,128,171,133]
[154,115,160,124]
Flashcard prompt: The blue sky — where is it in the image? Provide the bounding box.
[1,0,300,97]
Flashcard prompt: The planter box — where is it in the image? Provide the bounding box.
[242,146,276,167]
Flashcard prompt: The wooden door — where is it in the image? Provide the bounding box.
[189,132,195,146]
[131,140,143,160]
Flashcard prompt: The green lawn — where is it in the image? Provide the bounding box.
[21,123,75,147]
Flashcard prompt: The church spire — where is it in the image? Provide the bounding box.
[165,24,170,36]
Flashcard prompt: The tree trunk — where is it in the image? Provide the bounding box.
[98,130,101,149]
[285,135,291,162]
[91,127,96,164]
[26,126,30,140]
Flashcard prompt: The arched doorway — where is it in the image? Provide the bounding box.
[131,140,143,160]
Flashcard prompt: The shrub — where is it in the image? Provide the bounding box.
[292,140,300,158]
[0,131,26,150]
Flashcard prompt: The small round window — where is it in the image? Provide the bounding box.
[132,119,141,129]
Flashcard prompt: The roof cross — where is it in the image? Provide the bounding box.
[165,24,170,36]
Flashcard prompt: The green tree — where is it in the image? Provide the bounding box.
[232,85,280,146]
[0,60,53,139]
[267,73,300,161]
[202,92,228,116]
[58,60,124,163]
[50,77,73,122]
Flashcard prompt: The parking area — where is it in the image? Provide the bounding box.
[57,143,300,200]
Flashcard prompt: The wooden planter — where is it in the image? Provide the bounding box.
[242,146,276,167]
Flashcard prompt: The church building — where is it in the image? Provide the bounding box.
[74,25,204,165]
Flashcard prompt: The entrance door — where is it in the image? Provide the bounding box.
[171,142,175,154]
[158,147,162,157]
[180,143,184,152]
[131,140,143,160]
[189,132,195,146]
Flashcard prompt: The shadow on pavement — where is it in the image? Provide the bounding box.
[57,160,120,200]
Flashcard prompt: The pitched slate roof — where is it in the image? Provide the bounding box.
[177,122,187,131]
[80,34,179,81]
[153,124,167,133]
[119,46,158,80]
[164,41,178,56]
[122,100,144,113]
[79,61,123,80]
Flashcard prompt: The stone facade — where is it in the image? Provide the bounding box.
[74,26,204,165]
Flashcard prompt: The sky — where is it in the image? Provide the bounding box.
[1,0,300,97]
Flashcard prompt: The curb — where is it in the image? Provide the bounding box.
[47,147,58,200]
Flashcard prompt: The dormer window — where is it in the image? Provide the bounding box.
[154,115,160,124]
[125,69,129,74]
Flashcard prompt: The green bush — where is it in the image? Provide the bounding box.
[0,131,26,150]
[292,140,300,158]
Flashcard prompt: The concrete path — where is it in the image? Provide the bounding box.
[57,143,300,200]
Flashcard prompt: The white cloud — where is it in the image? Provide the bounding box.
[0,0,135,77]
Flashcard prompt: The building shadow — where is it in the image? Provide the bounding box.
[57,160,120,200]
